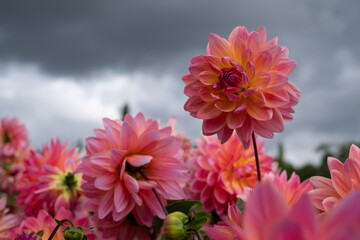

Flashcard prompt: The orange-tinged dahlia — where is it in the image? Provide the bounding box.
[188,133,274,216]
[309,144,360,213]
[183,26,300,147]
[17,139,83,217]
[79,113,189,229]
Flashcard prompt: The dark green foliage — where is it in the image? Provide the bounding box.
[275,141,360,181]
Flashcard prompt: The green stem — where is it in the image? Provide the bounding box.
[252,132,261,182]
[194,230,204,240]
[48,219,74,240]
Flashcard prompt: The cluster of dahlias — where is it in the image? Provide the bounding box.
[1,25,359,239]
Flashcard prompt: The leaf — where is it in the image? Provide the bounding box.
[236,198,245,213]
[166,200,202,215]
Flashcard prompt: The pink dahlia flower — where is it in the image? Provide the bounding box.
[0,117,29,157]
[203,204,244,240]
[205,183,360,240]
[319,190,360,239]
[4,208,68,240]
[0,196,20,238]
[183,26,300,147]
[188,133,273,216]
[204,182,318,240]
[17,139,83,217]
[79,113,188,228]
[0,117,30,194]
[262,171,313,206]
[309,144,360,213]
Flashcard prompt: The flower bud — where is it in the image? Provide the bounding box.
[163,211,189,240]
[63,227,86,240]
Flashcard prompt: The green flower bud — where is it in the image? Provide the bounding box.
[163,211,189,240]
[63,227,86,240]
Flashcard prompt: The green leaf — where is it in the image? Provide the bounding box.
[185,217,208,231]
[36,230,44,237]
[166,200,202,215]
[236,198,245,213]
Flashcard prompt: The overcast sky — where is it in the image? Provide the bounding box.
[1,0,360,167]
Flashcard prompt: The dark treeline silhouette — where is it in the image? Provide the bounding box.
[275,142,360,181]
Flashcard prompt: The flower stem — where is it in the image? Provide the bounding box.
[48,219,74,240]
[252,132,261,182]
[139,171,168,216]
[194,230,204,240]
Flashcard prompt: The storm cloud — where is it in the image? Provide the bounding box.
[1,0,360,166]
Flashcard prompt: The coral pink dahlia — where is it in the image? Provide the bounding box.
[310,144,360,213]
[188,133,273,216]
[79,113,188,228]
[263,171,313,207]
[183,26,300,147]
[17,139,83,217]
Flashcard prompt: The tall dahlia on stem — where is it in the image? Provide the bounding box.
[183,26,300,148]
[188,133,274,216]
[79,113,188,229]
[17,139,83,217]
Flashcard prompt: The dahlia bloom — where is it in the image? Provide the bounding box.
[0,196,20,238]
[262,171,313,206]
[205,183,360,240]
[204,182,318,240]
[188,133,274,216]
[17,139,83,217]
[183,26,300,147]
[309,144,360,213]
[79,113,188,228]
[0,117,29,157]
[0,117,30,194]
[203,204,244,240]
[319,190,360,239]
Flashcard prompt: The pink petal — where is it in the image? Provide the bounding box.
[98,190,114,219]
[256,26,267,47]
[251,71,270,89]
[197,102,222,119]
[114,181,128,212]
[126,155,152,167]
[226,112,246,129]
[208,33,233,59]
[273,59,297,75]
[263,90,290,108]
[267,71,289,91]
[120,122,137,150]
[182,73,196,84]
[254,51,272,71]
[246,92,273,121]
[215,100,237,112]
[217,126,233,144]
[199,71,219,85]
[94,173,116,191]
[202,113,227,135]
[123,172,139,193]
[110,149,126,168]
[247,31,260,53]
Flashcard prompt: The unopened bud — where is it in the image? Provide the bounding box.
[163,211,189,240]
[63,227,86,240]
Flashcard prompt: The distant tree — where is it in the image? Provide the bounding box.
[275,141,360,181]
